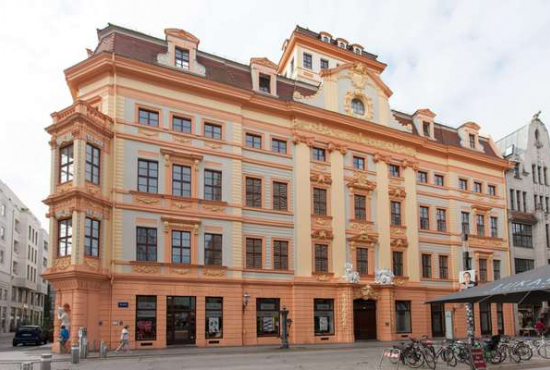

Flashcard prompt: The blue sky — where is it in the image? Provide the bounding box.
[1,0,549,225]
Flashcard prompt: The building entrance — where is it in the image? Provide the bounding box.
[166,296,196,345]
[353,299,377,340]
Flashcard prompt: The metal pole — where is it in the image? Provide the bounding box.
[280,306,289,349]
[71,345,80,364]
[465,303,475,346]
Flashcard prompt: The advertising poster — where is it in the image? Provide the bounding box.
[459,269,477,291]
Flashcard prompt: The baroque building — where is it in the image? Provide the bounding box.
[0,179,49,333]
[44,24,514,351]
[496,113,550,333]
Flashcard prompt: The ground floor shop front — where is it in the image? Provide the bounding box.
[48,274,516,352]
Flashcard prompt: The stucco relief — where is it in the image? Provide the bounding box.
[132,264,160,274]
[347,172,376,191]
[135,196,160,205]
[203,268,225,277]
[344,90,374,121]
[310,173,332,185]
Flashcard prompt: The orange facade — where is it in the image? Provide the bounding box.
[44,24,515,352]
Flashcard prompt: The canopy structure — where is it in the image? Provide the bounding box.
[427,264,550,304]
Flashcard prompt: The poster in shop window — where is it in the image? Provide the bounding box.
[319,316,329,332]
[208,317,220,334]
[263,316,274,332]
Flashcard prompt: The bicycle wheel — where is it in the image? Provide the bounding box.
[423,351,437,370]
[516,343,532,361]
[404,349,424,368]
[489,349,504,365]
[442,348,457,367]
[509,347,521,363]
[538,342,550,359]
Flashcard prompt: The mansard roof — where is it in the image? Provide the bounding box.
[88,23,500,159]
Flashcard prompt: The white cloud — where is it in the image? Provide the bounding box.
[0,0,549,226]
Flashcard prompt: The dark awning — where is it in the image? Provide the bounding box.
[427,264,550,304]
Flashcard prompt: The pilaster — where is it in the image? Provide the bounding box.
[375,159,391,270]
[294,140,312,276]
[329,145,346,277]
[403,166,420,282]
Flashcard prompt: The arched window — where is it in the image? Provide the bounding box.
[351,98,365,116]
[535,129,540,141]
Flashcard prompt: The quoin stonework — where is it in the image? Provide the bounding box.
[43,24,515,351]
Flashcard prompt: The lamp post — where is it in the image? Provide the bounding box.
[242,293,250,311]
[280,306,290,349]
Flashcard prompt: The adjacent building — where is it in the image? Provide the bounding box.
[496,113,550,333]
[43,24,514,351]
[0,179,49,333]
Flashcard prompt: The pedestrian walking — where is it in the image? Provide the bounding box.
[115,325,130,353]
[59,325,70,353]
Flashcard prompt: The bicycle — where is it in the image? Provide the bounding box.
[497,336,521,363]
[525,334,550,359]
[424,339,458,367]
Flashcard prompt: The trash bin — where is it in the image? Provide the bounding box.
[71,345,80,364]
[40,353,52,370]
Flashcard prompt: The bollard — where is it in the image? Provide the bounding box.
[20,363,32,370]
[99,340,107,358]
[40,353,52,370]
[71,345,80,364]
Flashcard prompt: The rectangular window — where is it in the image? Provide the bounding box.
[393,251,403,276]
[172,116,192,134]
[57,219,72,257]
[422,254,432,279]
[303,53,312,69]
[512,222,533,248]
[533,164,537,183]
[488,185,496,196]
[423,121,430,137]
[354,195,367,220]
[510,189,515,210]
[436,209,446,232]
[290,58,294,72]
[353,156,365,170]
[389,164,400,177]
[521,190,525,211]
[204,123,222,140]
[539,166,542,185]
[138,108,159,127]
[84,218,100,257]
[417,171,428,183]
[490,216,498,238]
[312,147,326,161]
[356,247,368,274]
[545,167,549,185]
[514,162,521,178]
[205,297,223,339]
[259,73,271,93]
[136,227,157,262]
[273,240,288,270]
[480,302,492,335]
[204,233,222,266]
[246,133,262,149]
[271,138,287,154]
[313,188,327,216]
[136,296,157,341]
[546,224,550,248]
[246,238,262,269]
[396,301,412,333]
[515,258,534,273]
[461,212,470,235]
[497,303,504,334]
[476,214,485,237]
[419,206,430,230]
[439,255,448,279]
[137,159,158,193]
[315,244,329,272]
[171,230,191,264]
[459,178,468,191]
[469,134,476,148]
[493,260,501,280]
[320,59,329,70]
[273,182,288,211]
[256,298,280,336]
[59,145,74,183]
[479,258,488,282]
[390,201,401,226]
[172,164,191,197]
[434,174,444,186]
[204,170,222,201]
[314,299,334,335]
[85,144,100,184]
[245,177,262,208]
[474,182,482,193]
[175,47,190,69]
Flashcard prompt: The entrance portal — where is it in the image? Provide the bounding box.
[167,296,196,345]
[353,299,377,340]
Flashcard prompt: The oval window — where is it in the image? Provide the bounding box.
[351,98,365,116]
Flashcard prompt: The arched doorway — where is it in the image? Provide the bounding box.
[353,299,377,340]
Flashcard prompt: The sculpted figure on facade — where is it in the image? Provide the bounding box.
[343,262,360,283]
[57,303,71,330]
[375,268,394,285]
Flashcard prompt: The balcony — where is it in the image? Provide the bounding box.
[47,100,114,137]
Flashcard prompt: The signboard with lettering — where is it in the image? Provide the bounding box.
[470,348,487,370]
[118,302,129,308]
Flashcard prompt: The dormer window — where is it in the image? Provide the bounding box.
[469,134,476,148]
[175,47,190,69]
[422,121,431,137]
[259,74,271,93]
[339,42,347,49]
[351,99,365,116]
[322,36,330,43]
[354,48,361,55]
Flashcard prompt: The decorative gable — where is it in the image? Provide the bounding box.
[158,28,205,75]
[250,57,278,96]
[458,121,483,151]
[413,108,436,140]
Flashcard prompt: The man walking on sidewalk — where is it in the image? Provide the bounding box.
[114,325,130,353]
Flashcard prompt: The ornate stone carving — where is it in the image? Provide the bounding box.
[401,159,419,171]
[310,173,332,185]
[374,268,394,285]
[344,90,374,120]
[136,196,160,205]
[373,152,391,163]
[132,264,160,274]
[311,229,334,240]
[292,133,315,147]
[348,231,378,247]
[173,136,191,144]
[203,205,225,212]
[203,269,225,277]
[84,258,99,271]
[138,128,158,137]
[172,202,191,209]
[54,257,71,271]
[316,274,330,282]
[314,218,330,226]
[172,268,190,275]
[390,237,408,249]
[206,142,222,149]
[355,285,379,300]
[388,187,406,200]
[341,290,349,328]
[327,142,348,155]
[343,263,360,283]
[347,172,376,191]
[350,222,374,234]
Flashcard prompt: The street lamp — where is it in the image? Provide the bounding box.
[280,306,290,349]
[242,293,250,310]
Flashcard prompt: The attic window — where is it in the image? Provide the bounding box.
[175,48,190,69]
[354,48,362,55]
[422,121,431,137]
[322,36,330,43]
[351,99,365,116]
[469,134,476,148]
[259,74,271,93]
[339,42,347,49]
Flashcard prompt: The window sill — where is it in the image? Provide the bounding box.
[242,206,293,215]
[243,146,292,159]
[243,268,294,274]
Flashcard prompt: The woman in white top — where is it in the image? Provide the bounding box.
[115,325,130,353]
